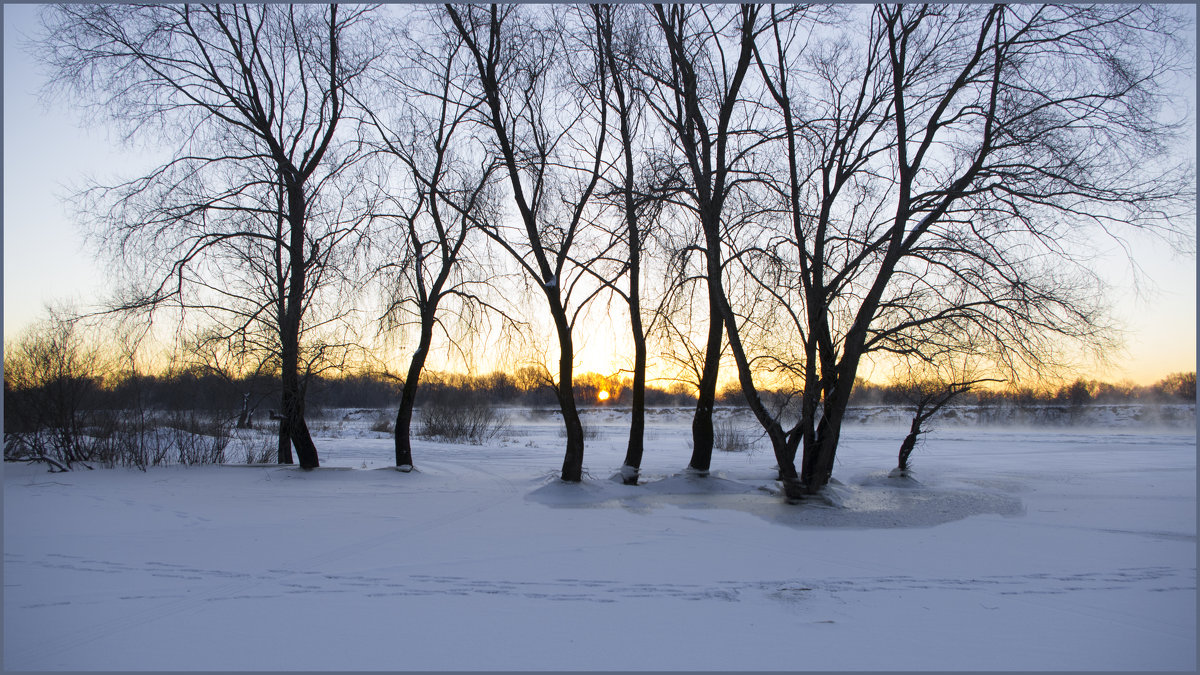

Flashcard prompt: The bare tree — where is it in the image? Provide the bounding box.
[891,352,1000,476]
[446,4,613,483]
[38,4,382,468]
[3,306,107,469]
[359,9,504,470]
[714,4,1193,498]
[642,4,769,475]
[587,4,673,485]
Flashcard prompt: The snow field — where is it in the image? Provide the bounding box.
[4,406,1196,670]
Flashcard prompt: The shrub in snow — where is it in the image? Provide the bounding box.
[557,422,599,440]
[417,402,507,444]
[5,408,235,471]
[162,411,230,465]
[235,432,275,464]
[714,419,751,453]
[370,414,394,434]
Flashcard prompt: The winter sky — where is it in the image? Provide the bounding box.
[3,4,1196,384]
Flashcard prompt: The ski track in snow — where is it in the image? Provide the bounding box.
[3,485,518,664]
[8,551,1193,607]
[4,456,524,664]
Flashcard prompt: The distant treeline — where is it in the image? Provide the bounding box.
[6,366,1194,430]
[4,367,698,432]
[847,372,1197,408]
[715,373,1196,410]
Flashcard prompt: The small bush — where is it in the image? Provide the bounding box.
[370,413,394,434]
[418,402,507,444]
[163,410,230,465]
[714,419,751,453]
[226,427,275,464]
[6,408,235,471]
[239,434,275,464]
[558,421,599,440]
[86,409,165,470]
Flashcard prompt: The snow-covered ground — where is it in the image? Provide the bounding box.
[4,406,1196,670]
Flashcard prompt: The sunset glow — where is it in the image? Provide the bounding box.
[597,390,610,402]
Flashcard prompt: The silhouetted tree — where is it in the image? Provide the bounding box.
[645,4,766,475]
[713,4,1193,497]
[893,360,998,475]
[360,9,505,470]
[585,4,684,484]
[3,306,107,468]
[38,4,382,468]
[447,4,613,482]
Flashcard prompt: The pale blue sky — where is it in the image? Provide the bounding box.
[2,4,1195,384]
[5,5,104,325]
[4,4,167,338]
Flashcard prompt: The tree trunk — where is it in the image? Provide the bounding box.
[276,408,293,464]
[799,338,869,492]
[622,322,647,485]
[279,363,318,469]
[394,317,434,470]
[898,400,935,473]
[393,380,419,470]
[559,391,585,483]
[778,434,805,501]
[689,203,728,474]
[747,413,803,501]
[621,255,647,484]
[280,182,319,470]
[290,411,318,469]
[552,304,585,483]
[688,295,723,473]
[236,393,251,429]
[897,429,918,474]
[802,389,846,493]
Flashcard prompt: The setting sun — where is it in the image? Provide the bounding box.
[597,390,610,402]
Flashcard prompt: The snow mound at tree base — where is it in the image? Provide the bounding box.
[526,467,1023,529]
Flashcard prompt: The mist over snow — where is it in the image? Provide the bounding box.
[4,405,1196,670]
